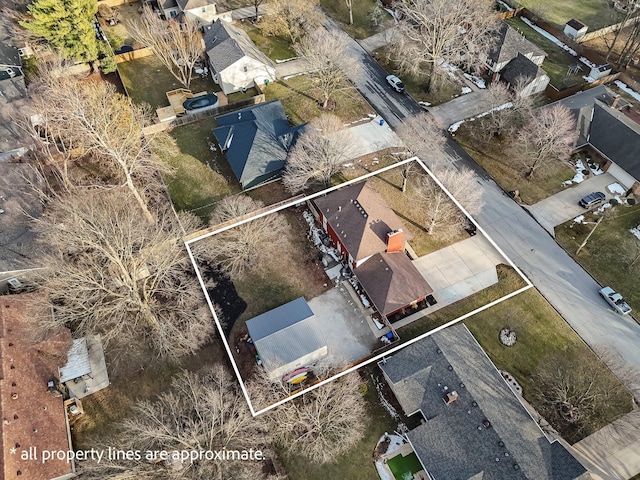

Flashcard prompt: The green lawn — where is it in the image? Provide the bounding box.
[152,118,240,222]
[514,0,624,30]
[387,452,424,480]
[264,75,374,125]
[455,124,575,205]
[281,371,396,480]
[118,55,220,109]
[320,0,394,39]
[555,204,640,313]
[505,17,585,89]
[242,26,296,61]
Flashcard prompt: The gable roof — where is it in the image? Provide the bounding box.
[588,100,640,180]
[246,297,326,374]
[204,19,274,74]
[501,52,547,85]
[355,252,432,316]
[489,22,546,67]
[379,324,590,480]
[213,100,303,189]
[313,181,412,263]
[0,294,75,480]
[176,0,214,11]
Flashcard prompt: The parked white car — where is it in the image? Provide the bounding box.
[386,74,405,93]
[599,286,632,315]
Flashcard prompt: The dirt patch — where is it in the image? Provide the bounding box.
[202,261,247,338]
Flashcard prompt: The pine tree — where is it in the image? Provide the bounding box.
[21,0,99,62]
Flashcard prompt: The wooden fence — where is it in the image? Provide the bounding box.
[97,0,139,7]
[577,16,640,43]
[171,94,266,127]
[545,72,622,101]
[114,47,153,64]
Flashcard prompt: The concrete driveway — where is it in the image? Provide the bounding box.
[427,90,489,127]
[525,173,619,236]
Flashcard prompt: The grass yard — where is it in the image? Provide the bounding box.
[241,26,296,61]
[320,0,394,39]
[281,369,396,480]
[264,75,374,125]
[99,2,142,48]
[373,46,461,106]
[153,119,240,222]
[555,204,640,313]
[515,0,623,31]
[464,283,633,443]
[505,17,585,89]
[454,124,575,205]
[118,55,220,109]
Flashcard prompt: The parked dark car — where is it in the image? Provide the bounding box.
[578,191,606,208]
[183,93,219,112]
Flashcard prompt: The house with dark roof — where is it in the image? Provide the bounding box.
[488,22,546,74]
[547,85,640,190]
[311,181,433,319]
[212,100,304,189]
[204,19,276,94]
[379,323,591,480]
[564,19,588,40]
[0,293,77,480]
[0,27,29,156]
[246,297,327,380]
[499,52,550,97]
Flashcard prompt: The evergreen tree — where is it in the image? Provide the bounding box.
[21,0,99,62]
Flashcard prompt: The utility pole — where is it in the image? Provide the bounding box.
[576,216,603,255]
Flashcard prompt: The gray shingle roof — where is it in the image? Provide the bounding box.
[204,19,274,74]
[379,324,590,480]
[489,22,546,68]
[501,52,545,84]
[566,19,587,30]
[176,0,213,11]
[213,100,303,189]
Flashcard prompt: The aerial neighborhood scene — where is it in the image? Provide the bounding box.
[3,0,640,478]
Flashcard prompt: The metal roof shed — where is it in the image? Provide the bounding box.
[246,297,328,380]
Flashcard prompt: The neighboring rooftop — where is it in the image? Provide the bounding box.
[204,19,274,74]
[501,52,547,84]
[176,0,214,10]
[489,21,546,68]
[0,293,75,480]
[313,181,412,265]
[379,323,590,480]
[355,252,432,317]
[213,100,303,189]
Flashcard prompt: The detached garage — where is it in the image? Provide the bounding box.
[246,297,328,380]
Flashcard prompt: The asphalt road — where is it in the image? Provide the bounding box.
[331,20,640,389]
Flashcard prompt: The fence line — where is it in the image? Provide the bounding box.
[114,47,153,63]
[577,16,640,43]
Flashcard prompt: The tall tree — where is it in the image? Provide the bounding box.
[31,190,213,360]
[294,28,361,110]
[283,114,357,193]
[513,104,577,179]
[20,0,99,61]
[259,0,325,44]
[128,6,204,89]
[390,0,497,91]
[604,1,640,64]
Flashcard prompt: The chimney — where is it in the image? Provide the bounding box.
[444,391,458,405]
[386,229,405,253]
[612,94,621,109]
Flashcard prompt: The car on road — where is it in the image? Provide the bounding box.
[599,286,632,315]
[579,191,606,208]
[386,75,405,93]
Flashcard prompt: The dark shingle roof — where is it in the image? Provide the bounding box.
[379,324,590,480]
[501,52,546,84]
[489,22,546,67]
[588,101,640,180]
[566,19,587,30]
[213,100,303,189]
[355,252,432,316]
[204,19,274,74]
[313,181,412,264]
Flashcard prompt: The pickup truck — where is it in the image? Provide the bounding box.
[599,286,632,315]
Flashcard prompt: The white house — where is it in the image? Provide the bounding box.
[160,0,231,24]
[487,22,546,74]
[204,19,276,95]
[499,53,550,97]
[564,19,588,40]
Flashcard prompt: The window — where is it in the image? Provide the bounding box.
[243,66,248,73]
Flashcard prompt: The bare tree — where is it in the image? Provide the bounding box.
[251,0,266,19]
[206,195,291,278]
[29,70,161,222]
[294,28,361,110]
[78,367,282,480]
[390,0,498,91]
[128,6,204,89]
[604,1,640,64]
[31,190,213,360]
[414,167,483,237]
[513,104,577,179]
[530,351,633,443]
[254,372,368,464]
[283,114,357,193]
[259,0,325,44]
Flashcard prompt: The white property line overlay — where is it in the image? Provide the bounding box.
[185,157,533,416]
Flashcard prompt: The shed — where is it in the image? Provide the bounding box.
[246,297,328,380]
[564,19,588,40]
[589,64,612,80]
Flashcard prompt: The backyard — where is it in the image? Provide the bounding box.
[505,17,585,89]
[513,0,624,31]
[320,0,394,39]
[240,25,296,62]
[555,204,640,313]
[454,124,575,205]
